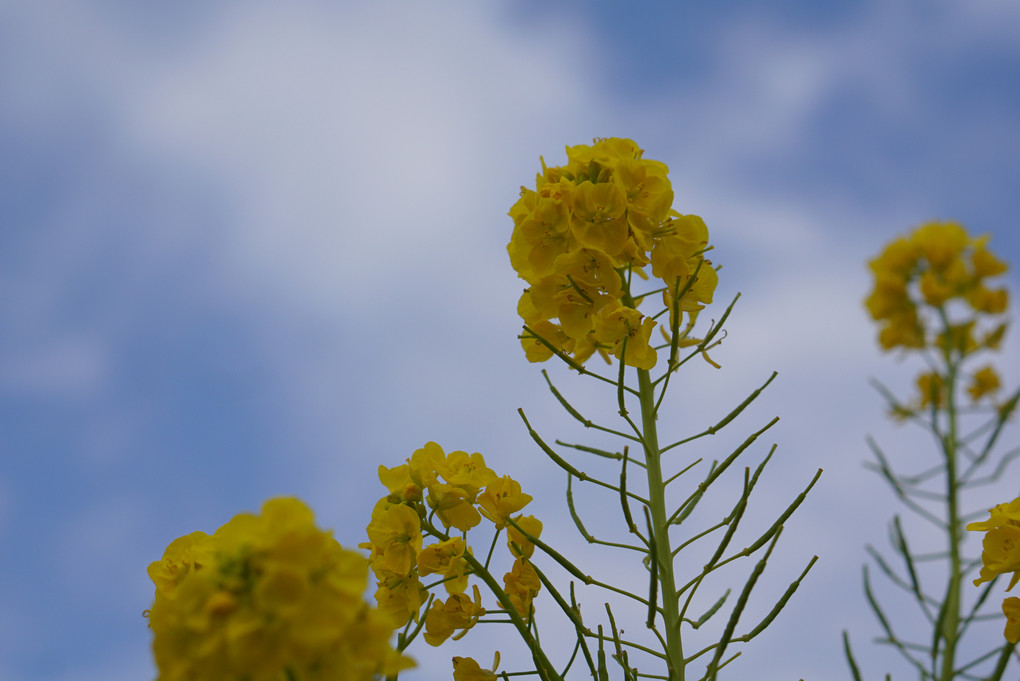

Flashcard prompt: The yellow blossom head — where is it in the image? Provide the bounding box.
[865,222,1010,354]
[147,497,411,681]
[509,138,717,369]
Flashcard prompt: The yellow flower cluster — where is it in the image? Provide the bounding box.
[363,442,542,645]
[865,222,1009,352]
[968,498,1020,643]
[146,497,409,681]
[508,137,717,369]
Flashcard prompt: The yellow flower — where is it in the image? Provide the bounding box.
[912,221,969,270]
[478,476,533,529]
[147,531,211,599]
[509,196,574,280]
[614,158,673,235]
[1004,598,1020,644]
[508,187,537,229]
[518,277,570,325]
[418,537,466,576]
[373,443,442,504]
[973,240,1009,277]
[374,573,428,624]
[875,310,925,350]
[869,235,919,276]
[423,586,485,646]
[503,558,542,620]
[507,515,543,559]
[593,300,658,370]
[968,286,1009,314]
[966,499,1020,533]
[557,291,612,343]
[147,497,411,681]
[428,483,484,532]
[407,441,444,489]
[975,524,1020,590]
[555,247,625,301]
[919,268,955,306]
[378,463,422,502]
[967,365,1001,402]
[570,180,630,258]
[650,214,709,284]
[435,449,498,500]
[520,320,570,363]
[418,537,472,594]
[452,655,500,681]
[865,272,912,321]
[508,138,715,369]
[364,499,423,577]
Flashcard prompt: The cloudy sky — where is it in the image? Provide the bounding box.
[2,1,1019,679]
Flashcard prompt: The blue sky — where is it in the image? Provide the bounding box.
[1,1,1019,679]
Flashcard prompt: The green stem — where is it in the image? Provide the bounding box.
[638,367,685,680]
[939,353,962,681]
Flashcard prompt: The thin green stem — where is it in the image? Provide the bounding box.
[638,367,684,680]
[938,349,962,681]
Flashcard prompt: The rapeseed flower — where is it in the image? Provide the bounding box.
[147,497,409,681]
[423,587,485,646]
[503,557,542,620]
[452,655,500,681]
[509,138,716,368]
[507,515,542,559]
[865,222,1009,353]
[477,476,533,529]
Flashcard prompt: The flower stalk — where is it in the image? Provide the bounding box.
[638,366,685,678]
[849,221,1018,681]
[502,139,818,680]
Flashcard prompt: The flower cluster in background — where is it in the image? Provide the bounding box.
[866,221,1008,352]
[508,137,717,369]
[849,221,1020,680]
[865,222,1010,415]
[146,498,408,681]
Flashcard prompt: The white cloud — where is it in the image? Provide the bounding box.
[116,1,592,313]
